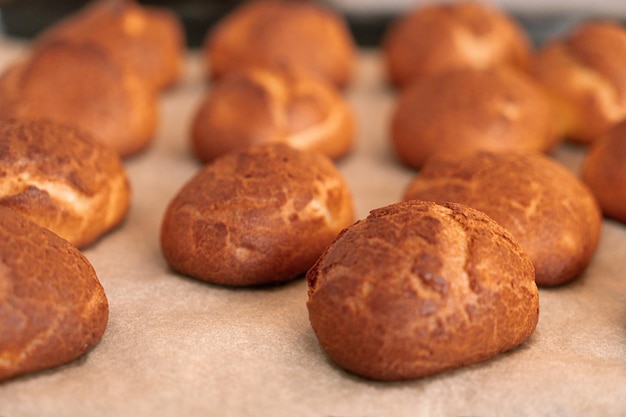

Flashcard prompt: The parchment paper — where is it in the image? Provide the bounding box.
[0,36,625,417]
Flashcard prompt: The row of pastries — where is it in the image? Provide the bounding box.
[1,0,625,384]
[0,0,187,382]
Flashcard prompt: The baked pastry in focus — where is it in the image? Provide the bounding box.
[383,0,532,88]
[390,67,561,169]
[582,119,626,223]
[306,200,539,381]
[0,40,158,158]
[205,0,356,88]
[0,119,131,249]
[403,151,602,286]
[533,20,626,144]
[191,66,356,163]
[35,0,185,91]
[161,143,354,286]
[0,207,109,382]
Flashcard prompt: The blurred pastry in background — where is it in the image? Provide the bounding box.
[382,0,532,89]
[34,0,185,91]
[533,20,626,145]
[191,65,356,163]
[582,119,626,223]
[390,66,561,169]
[204,0,356,88]
[0,40,159,158]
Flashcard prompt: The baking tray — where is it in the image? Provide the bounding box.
[0,36,625,416]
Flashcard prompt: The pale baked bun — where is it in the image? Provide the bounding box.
[0,40,158,158]
[35,0,185,91]
[0,207,109,382]
[191,66,356,163]
[205,0,356,88]
[403,151,602,286]
[383,0,532,88]
[0,119,131,249]
[390,66,561,169]
[307,200,539,381]
[533,20,626,144]
[582,119,626,223]
[161,143,355,286]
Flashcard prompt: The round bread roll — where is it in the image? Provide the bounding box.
[35,0,185,91]
[161,143,354,286]
[0,119,131,249]
[306,200,539,381]
[191,66,356,163]
[582,119,626,223]
[0,40,158,158]
[403,151,602,286]
[390,67,561,169]
[383,0,532,88]
[0,206,109,382]
[533,20,626,144]
[205,0,356,88]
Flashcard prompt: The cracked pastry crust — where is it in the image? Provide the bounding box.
[0,119,131,249]
[205,0,355,88]
[34,0,185,91]
[0,206,109,382]
[403,151,602,286]
[190,66,356,163]
[0,40,158,158]
[160,143,354,286]
[383,0,532,88]
[306,200,539,381]
[533,20,626,144]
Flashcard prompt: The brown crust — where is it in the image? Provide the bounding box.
[205,0,356,88]
[403,151,602,286]
[582,120,626,222]
[191,66,356,162]
[34,0,185,91]
[0,119,131,249]
[306,200,539,381]
[0,40,158,158]
[532,20,626,144]
[0,207,109,382]
[382,0,532,88]
[160,143,354,286]
[390,67,561,169]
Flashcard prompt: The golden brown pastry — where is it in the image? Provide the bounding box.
[0,119,131,249]
[390,67,561,169]
[191,66,356,163]
[161,143,354,286]
[0,206,109,382]
[307,200,539,381]
[205,0,356,88]
[582,119,626,223]
[0,40,158,158]
[403,151,602,286]
[533,20,626,144]
[35,0,185,91]
[383,0,532,88]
